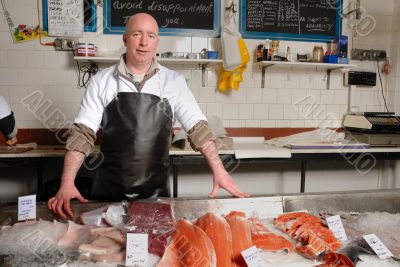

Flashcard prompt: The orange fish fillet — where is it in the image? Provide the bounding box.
[196,212,232,267]
[157,219,216,267]
[248,217,294,253]
[273,212,309,232]
[225,211,252,267]
[286,214,321,235]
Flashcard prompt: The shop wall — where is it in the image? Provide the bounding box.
[392,0,400,113]
[0,0,399,200]
[0,0,396,130]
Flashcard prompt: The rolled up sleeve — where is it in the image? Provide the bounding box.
[187,120,216,151]
[66,123,96,156]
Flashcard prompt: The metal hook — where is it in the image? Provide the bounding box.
[225,1,237,18]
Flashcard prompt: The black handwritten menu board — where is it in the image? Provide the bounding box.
[103,0,220,37]
[240,0,342,42]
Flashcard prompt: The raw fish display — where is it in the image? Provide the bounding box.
[196,212,232,267]
[127,200,175,256]
[79,227,126,263]
[274,211,343,259]
[157,219,216,267]
[248,217,294,253]
[58,221,93,251]
[224,211,252,267]
[1,200,400,267]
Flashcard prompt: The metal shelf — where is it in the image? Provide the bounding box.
[254,61,357,89]
[74,56,222,87]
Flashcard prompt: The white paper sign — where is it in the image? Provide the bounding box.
[241,246,267,267]
[126,233,148,266]
[48,0,84,37]
[326,215,348,241]
[18,194,36,221]
[363,234,393,259]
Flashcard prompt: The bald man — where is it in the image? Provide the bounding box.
[48,13,248,219]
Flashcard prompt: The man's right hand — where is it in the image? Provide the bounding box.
[47,182,88,219]
[6,136,17,146]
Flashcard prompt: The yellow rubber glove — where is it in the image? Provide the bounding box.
[218,38,250,92]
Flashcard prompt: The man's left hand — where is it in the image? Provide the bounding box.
[209,170,249,198]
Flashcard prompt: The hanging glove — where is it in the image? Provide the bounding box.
[218,37,250,92]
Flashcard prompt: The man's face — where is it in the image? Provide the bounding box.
[123,17,159,67]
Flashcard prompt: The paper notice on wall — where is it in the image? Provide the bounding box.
[48,0,84,37]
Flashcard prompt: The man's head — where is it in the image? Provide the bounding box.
[123,13,159,72]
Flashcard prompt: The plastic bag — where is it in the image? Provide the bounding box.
[78,227,126,264]
[126,199,175,257]
[221,20,243,71]
[218,20,250,92]
[79,203,127,227]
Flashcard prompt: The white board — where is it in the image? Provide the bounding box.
[48,0,84,37]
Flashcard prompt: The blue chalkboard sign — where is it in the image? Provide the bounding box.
[103,0,220,37]
[240,0,343,42]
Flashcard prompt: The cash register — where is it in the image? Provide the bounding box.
[343,112,400,146]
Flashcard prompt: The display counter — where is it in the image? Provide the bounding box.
[0,189,399,266]
[1,189,399,225]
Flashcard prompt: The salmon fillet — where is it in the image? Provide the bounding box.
[196,212,232,267]
[224,211,252,267]
[157,219,216,267]
[274,212,342,259]
[248,217,294,253]
[156,241,182,267]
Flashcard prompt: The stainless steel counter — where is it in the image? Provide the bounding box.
[1,189,399,226]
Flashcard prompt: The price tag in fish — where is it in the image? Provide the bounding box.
[241,246,267,267]
[126,233,148,266]
[326,215,347,241]
[363,234,393,259]
[18,194,36,221]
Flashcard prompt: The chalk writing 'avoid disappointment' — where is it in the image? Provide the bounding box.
[113,1,213,15]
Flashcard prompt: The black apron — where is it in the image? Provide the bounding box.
[91,75,172,201]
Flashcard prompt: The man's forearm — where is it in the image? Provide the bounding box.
[198,140,226,174]
[61,150,86,186]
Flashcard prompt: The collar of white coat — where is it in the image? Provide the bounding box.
[115,53,161,79]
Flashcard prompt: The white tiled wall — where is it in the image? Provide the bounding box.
[0,1,399,201]
[391,0,400,114]
[0,0,398,130]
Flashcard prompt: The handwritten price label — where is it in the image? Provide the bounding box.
[126,233,148,266]
[326,215,347,241]
[241,246,267,267]
[363,234,393,259]
[18,195,36,221]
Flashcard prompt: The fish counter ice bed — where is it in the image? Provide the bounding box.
[0,189,399,266]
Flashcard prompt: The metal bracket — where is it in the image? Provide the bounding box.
[325,67,341,90]
[261,65,274,88]
[201,63,210,87]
